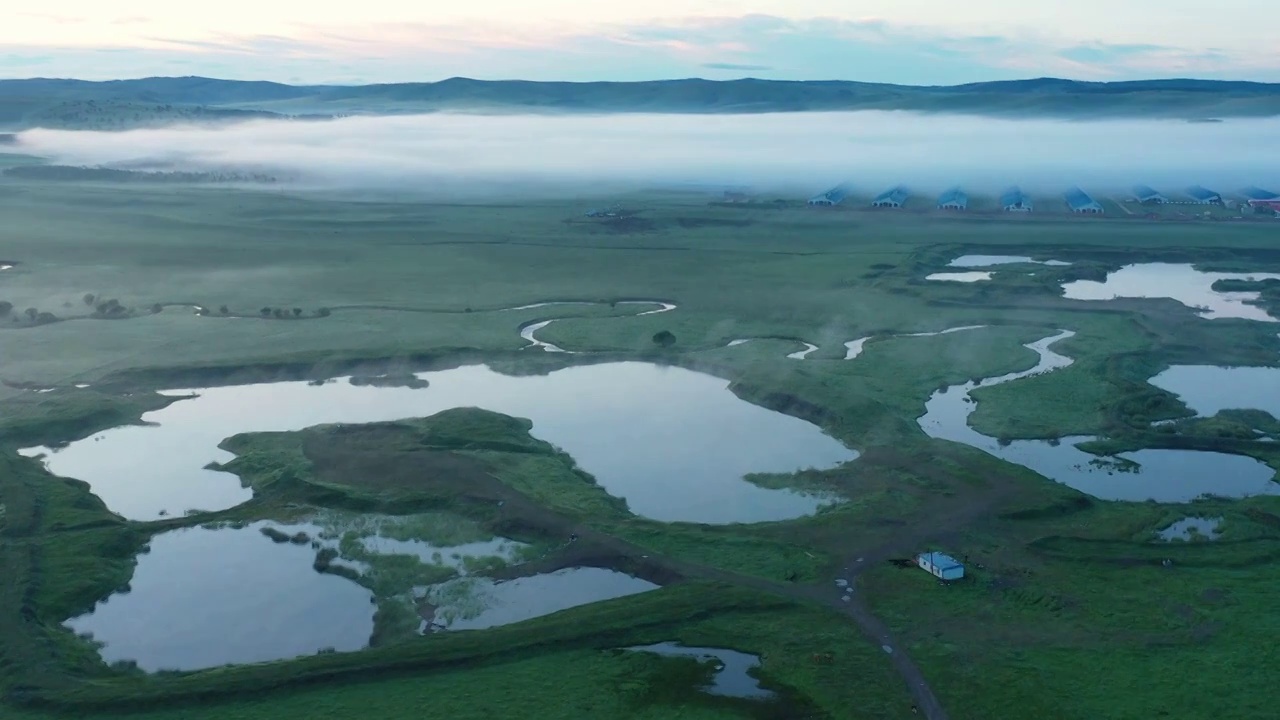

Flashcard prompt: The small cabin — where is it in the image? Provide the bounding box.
[916,551,964,581]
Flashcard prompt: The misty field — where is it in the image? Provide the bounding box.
[2,163,1279,720]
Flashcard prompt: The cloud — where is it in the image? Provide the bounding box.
[0,53,54,67]
[702,63,772,71]
[13,112,1280,200]
[2,14,1278,84]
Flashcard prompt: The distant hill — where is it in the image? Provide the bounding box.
[3,75,1279,130]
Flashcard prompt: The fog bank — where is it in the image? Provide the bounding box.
[15,112,1280,198]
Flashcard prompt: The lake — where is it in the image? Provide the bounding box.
[1149,365,1280,418]
[919,331,1280,501]
[1062,263,1280,321]
[66,522,376,672]
[22,362,857,524]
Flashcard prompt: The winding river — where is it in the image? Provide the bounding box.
[918,331,1280,501]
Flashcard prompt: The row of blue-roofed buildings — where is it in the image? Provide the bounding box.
[807,183,1279,214]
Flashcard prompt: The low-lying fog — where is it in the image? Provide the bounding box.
[13,112,1280,198]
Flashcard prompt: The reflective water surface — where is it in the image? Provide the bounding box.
[919,332,1280,501]
[628,642,773,699]
[23,362,856,524]
[1158,516,1223,541]
[418,568,658,631]
[926,272,992,282]
[1062,263,1280,321]
[949,255,1070,267]
[1149,365,1280,418]
[66,523,376,672]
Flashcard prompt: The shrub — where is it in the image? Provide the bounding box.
[219,305,229,315]
[83,293,95,306]
[652,330,677,347]
[0,301,11,316]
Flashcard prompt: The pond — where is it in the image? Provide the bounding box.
[844,337,871,360]
[1061,263,1280,321]
[66,522,376,672]
[1148,365,1280,418]
[919,331,1280,501]
[926,272,992,283]
[949,255,1070,268]
[22,362,857,524]
[1157,516,1223,541]
[418,568,658,631]
[628,643,773,699]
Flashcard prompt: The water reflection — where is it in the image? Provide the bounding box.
[1062,263,1280,321]
[66,522,375,672]
[418,568,657,631]
[926,272,992,282]
[1149,365,1280,418]
[628,642,773,699]
[919,332,1280,501]
[1157,516,1223,541]
[23,363,856,524]
[949,255,1070,267]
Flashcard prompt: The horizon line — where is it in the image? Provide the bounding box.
[4,74,1280,89]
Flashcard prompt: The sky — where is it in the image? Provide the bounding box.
[3,2,1278,85]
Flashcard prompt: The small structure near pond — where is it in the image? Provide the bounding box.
[916,551,964,581]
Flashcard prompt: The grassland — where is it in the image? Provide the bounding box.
[2,171,1279,719]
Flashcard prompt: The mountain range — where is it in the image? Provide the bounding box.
[2,76,1279,130]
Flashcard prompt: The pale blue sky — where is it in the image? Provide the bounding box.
[4,2,1277,84]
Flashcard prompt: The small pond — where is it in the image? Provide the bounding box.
[1158,517,1223,541]
[418,568,657,631]
[1061,263,1280,321]
[844,337,871,360]
[949,255,1070,268]
[926,272,992,283]
[66,522,376,672]
[1148,365,1280,419]
[23,362,856,524]
[919,332,1280,501]
[628,643,773,699]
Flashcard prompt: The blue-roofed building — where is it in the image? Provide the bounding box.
[1000,187,1033,212]
[937,187,968,210]
[872,186,909,208]
[1186,185,1222,204]
[1133,185,1168,204]
[1065,187,1104,214]
[808,183,851,206]
[917,552,965,581]
[1241,186,1280,201]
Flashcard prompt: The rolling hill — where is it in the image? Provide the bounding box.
[2,76,1279,130]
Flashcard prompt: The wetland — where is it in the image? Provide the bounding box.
[4,169,1280,720]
